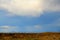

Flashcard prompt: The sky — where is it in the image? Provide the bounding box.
[0,0,60,33]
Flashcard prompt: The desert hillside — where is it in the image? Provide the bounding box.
[0,32,60,40]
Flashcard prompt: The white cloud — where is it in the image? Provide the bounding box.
[0,25,42,33]
[34,25,41,29]
[25,25,42,32]
[43,0,60,11]
[0,0,43,17]
[0,0,60,17]
[0,26,18,32]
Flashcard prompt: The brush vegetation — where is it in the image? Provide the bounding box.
[0,32,60,40]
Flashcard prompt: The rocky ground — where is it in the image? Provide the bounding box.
[0,32,60,40]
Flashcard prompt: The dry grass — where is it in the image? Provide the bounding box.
[0,32,60,40]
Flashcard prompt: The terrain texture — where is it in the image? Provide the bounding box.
[0,32,60,40]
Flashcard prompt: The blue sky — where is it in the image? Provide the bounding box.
[0,0,60,33]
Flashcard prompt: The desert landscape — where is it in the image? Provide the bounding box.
[0,32,60,40]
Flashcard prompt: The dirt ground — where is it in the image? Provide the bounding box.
[0,32,60,40]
